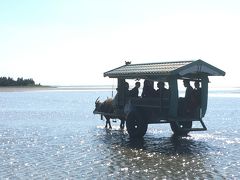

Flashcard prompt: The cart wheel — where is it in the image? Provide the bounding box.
[170,121,192,136]
[126,110,148,138]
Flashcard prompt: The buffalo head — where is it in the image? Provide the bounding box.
[94,97,101,111]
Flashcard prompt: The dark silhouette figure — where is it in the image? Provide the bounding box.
[156,82,169,99]
[124,82,130,97]
[183,79,193,102]
[156,81,170,115]
[129,82,141,97]
[183,79,194,116]
[178,79,194,117]
[191,81,202,109]
[125,61,131,65]
[142,80,156,98]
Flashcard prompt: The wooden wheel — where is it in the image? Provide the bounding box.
[170,121,192,136]
[126,111,148,138]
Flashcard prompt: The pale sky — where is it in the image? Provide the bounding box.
[0,0,239,87]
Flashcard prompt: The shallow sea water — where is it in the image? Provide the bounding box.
[0,90,240,179]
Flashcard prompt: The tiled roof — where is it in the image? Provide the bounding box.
[104,60,225,79]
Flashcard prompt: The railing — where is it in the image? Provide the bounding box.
[128,97,169,109]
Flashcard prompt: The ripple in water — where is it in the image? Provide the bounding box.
[0,91,240,179]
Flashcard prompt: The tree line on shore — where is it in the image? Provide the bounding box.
[0,77,39,86]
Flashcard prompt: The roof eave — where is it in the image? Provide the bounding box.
[172,59,225,77]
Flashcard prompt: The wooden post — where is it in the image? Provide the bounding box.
[169,77,178,117]
[201,76,208,117]
[117,78,125,107]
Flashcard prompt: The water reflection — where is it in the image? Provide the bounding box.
[100,127,210,155]
[97,127,224,179]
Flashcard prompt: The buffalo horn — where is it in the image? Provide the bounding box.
[95,97,100,103]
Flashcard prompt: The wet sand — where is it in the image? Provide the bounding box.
[0,86,113,92]
[0,86,55,92]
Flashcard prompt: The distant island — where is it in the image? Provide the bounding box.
[0,77,41,86]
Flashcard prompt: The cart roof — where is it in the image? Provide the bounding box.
[104,59,225,79]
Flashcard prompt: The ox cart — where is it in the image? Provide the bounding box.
[93,60,225,138]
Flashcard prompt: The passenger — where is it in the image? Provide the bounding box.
[183,79,193,102]
[124,82,130,97]
[192,81,201,106]
[183,79,194,116]
[129,82,140,97]
[156,81,169,99]
[141,80,156,98]
[156,81,170,115]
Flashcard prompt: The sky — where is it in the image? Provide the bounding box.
[0,0,240,87]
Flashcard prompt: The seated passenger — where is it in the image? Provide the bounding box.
[129,82,140,97]
[183,79,193,102]
[156,81,169,99]
[124,82,130,97]
[156,81,170,115]
[141,80,156,98]
[193,81,201,106]
[183,79,194,116]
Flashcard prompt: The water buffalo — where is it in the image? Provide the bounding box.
[94,97,125,129]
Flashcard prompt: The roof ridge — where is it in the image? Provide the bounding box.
[126,60,195,66]
[104,59,225,78]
